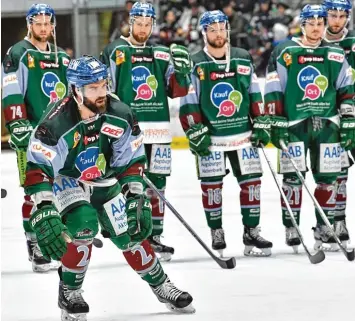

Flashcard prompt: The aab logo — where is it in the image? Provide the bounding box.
[41,72,66,103]
[210,82,242,117]
[132,66,158,100]
[297,66,328,100]
[75,147,106,181]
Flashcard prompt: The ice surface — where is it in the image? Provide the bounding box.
[1,148,354,321]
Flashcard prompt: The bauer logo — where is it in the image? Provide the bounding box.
[101,123,124,138]
[41,72,66,103]
[210,82,242,117]
[297,66,328,101]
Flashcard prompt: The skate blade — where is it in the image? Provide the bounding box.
[158,252,172,262]
[50,260,62,270]
[292,245,299,254]
[314,240,339,252]
[165,303,196,314]
[216,249,224,258]
[61,310,87,321]
[244,246,272,257]
[32,262,52,273]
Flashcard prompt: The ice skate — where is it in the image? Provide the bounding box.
[313,223,338,251]
[148,235,174,261]
[58,281,89,321]
[211,228,226,257]
[27,239,55,273]
[334,219,350,249]
[151,276,195,314]
[285,227,301,253]
[243,226,273,257]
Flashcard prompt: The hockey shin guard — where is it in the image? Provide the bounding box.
[334,171,347,222]
[239,178,261,227]
[281,177,302,228]
[123,239,166,286]
[200,180,223,229]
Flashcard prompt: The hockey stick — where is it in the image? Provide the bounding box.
[280,140,355,261]
[260,145,325,264]
[143,174,236,269]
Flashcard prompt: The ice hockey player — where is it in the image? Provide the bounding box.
[1,3,70,272]
[323,0,355,247]
[24,55,195,321]
[264,4,355,252]
[100,1,192,261]
[179,10,273,257]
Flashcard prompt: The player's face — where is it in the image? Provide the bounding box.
[82,80,108,114]
[30,15,53,42]
[304,18,325,41]
[327,10,348,33]
[132,16,153,43]
[206,22,228,49]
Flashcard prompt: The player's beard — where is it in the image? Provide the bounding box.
[83,96,107,115]
[31,29,52,43]
[132,29,150,44]
[207,36,227,49]
[328,24,345,34]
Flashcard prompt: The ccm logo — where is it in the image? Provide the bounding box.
[101,123,124,138]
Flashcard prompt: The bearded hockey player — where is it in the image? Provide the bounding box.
[264,4,355,252]
[323,0,355,247]
[179,10,273,257]
[101,1,192,261]
[24,55,195,321]
[1,3,70,272]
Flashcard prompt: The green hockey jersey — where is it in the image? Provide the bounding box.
[2,38,70,128]
[179,47,264,151]
[100,36,190,144]
[24,94,146,196]
[264,37,354,124]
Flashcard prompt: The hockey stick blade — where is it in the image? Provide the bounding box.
[345,248,355,261]
[309,250,325,264]
[143,174,236,269]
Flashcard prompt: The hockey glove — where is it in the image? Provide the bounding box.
[170,44,193,76]
[186,123,211,157]
[340,117,355,150]
[251,116,271,147]
[8,119,33,151]
[126,195,153,243]
[271,116,289,149]
[29,204,70,261]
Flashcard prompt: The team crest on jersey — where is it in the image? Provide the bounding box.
[283,53,292,66]
[73,131,81,148]
[132,66,158,100]
[41,72,67,103]
[116,50,125,65]
[197,66,205,80]
[297,66,328,101]
[75,147,106,181]
[210,82,242,117]
[28,54,35,68]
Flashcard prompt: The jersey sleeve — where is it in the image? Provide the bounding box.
[24,124,68,196]
[178,71,203,131]
[335,57,355,117]
[264,46,287,116]
[111,110,147,186]
[248,59,265,118]
[1,47,28,125]
[100,46,117,93]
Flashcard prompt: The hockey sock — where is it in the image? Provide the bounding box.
[201,180,223,229]
[239,178,261,227]
[334,171,347,222]
[281,177,302,227]
[23,195,34,234]
[61,240,92,289]
[314,183,336,225]
[123,240,166,286]
[146,188,165,237]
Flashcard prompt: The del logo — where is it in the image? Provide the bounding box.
[328,52,344,63]
[237,65,251,75]
[41,72,67,103]
[101,123,124,138]
[297,66,328,100]
[210,82,243,117]
[75,147,107,181]
[132,66,158,100]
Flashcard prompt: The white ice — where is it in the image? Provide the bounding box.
[1,148,355,321]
